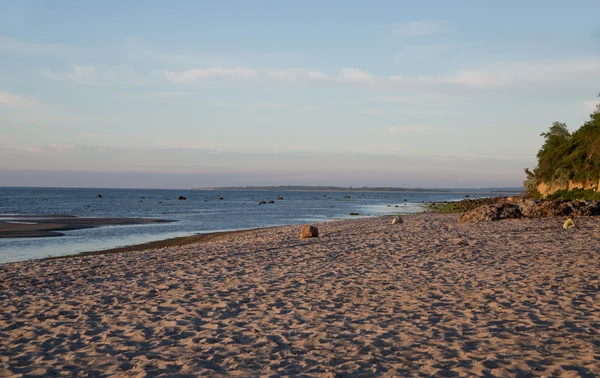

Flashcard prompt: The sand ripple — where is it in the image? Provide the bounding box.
[1,214,600,376]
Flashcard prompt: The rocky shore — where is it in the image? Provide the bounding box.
[457,197,600,223]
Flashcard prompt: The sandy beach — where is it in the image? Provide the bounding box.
[1,213,600,377]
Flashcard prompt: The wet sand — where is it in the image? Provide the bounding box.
[0,216,172,238]
[1,213,600,376]
[46,228,267,260]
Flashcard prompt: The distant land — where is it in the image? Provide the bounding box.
[193,186,524,193]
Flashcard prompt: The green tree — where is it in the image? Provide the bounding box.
[524,94,600,198]
[537,122,570,159]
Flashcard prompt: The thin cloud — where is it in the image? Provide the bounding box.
[387,57,600,89]
[0,91,39,107]
[0,36,72,55]
[164,67,258,85]
[4,144,77,155]
[359,109,387,116]
[43,65,154,86]
[268,57,600,91]
[394,43,453,62]
[445,58,600,88]
[381,94,446,105]
[388,125,435,134]
[117,91,190,100]
[48,144,77,151]
[584,99,599,110]
[307,68,373,84]
[4,146,44,154]
[268,71,299,82]
[392,21,446,37]
[39,57,600,94]
[245,103,288,110]
[43,65,107,86]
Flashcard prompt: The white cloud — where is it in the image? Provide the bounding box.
[387,57,600,89]
[39,57,600,95]
[393,21,446,37]
[446,58,600,88]
[388,125,435,134]
[0,92,39,107]
[164,67,258,85]
[43,65,154,86]
[303,106,319,112]
[306,71,329,80]
[259,57,600,91]
[339,68,372,82]
[307,68,373,84]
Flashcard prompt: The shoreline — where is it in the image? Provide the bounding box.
[45,214,395,261]
[44,226,272,261]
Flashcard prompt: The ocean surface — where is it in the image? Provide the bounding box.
[0,187,518,263]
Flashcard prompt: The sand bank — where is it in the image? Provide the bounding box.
[1,213,600,376]
[0,215,172,238]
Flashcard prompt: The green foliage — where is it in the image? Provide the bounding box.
[546,189,600,201]
[525,95,600,199]
[426,197,511,213]
[426,202,465,213]
[523,168,541,198]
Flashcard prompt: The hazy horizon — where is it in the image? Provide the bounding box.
[0,172,525,191]
[2,1,599,188]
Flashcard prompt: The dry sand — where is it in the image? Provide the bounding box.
[1,213,600,377]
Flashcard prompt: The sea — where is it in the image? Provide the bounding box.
[0,187,520,263]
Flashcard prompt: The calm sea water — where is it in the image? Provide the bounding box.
[0,187,514,263]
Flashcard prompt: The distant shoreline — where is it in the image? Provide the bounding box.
[192,186,524,193]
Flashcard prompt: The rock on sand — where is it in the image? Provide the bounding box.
[300,225,318,238]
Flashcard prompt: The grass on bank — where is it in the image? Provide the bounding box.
[425,197,516,214]
[545,188,600,201]
[425,202,466,214]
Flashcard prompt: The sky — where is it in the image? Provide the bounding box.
[1,0,599,188]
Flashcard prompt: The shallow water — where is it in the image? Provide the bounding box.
[0,187,516,263]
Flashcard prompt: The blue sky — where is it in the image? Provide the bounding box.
[1,0,599,188]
